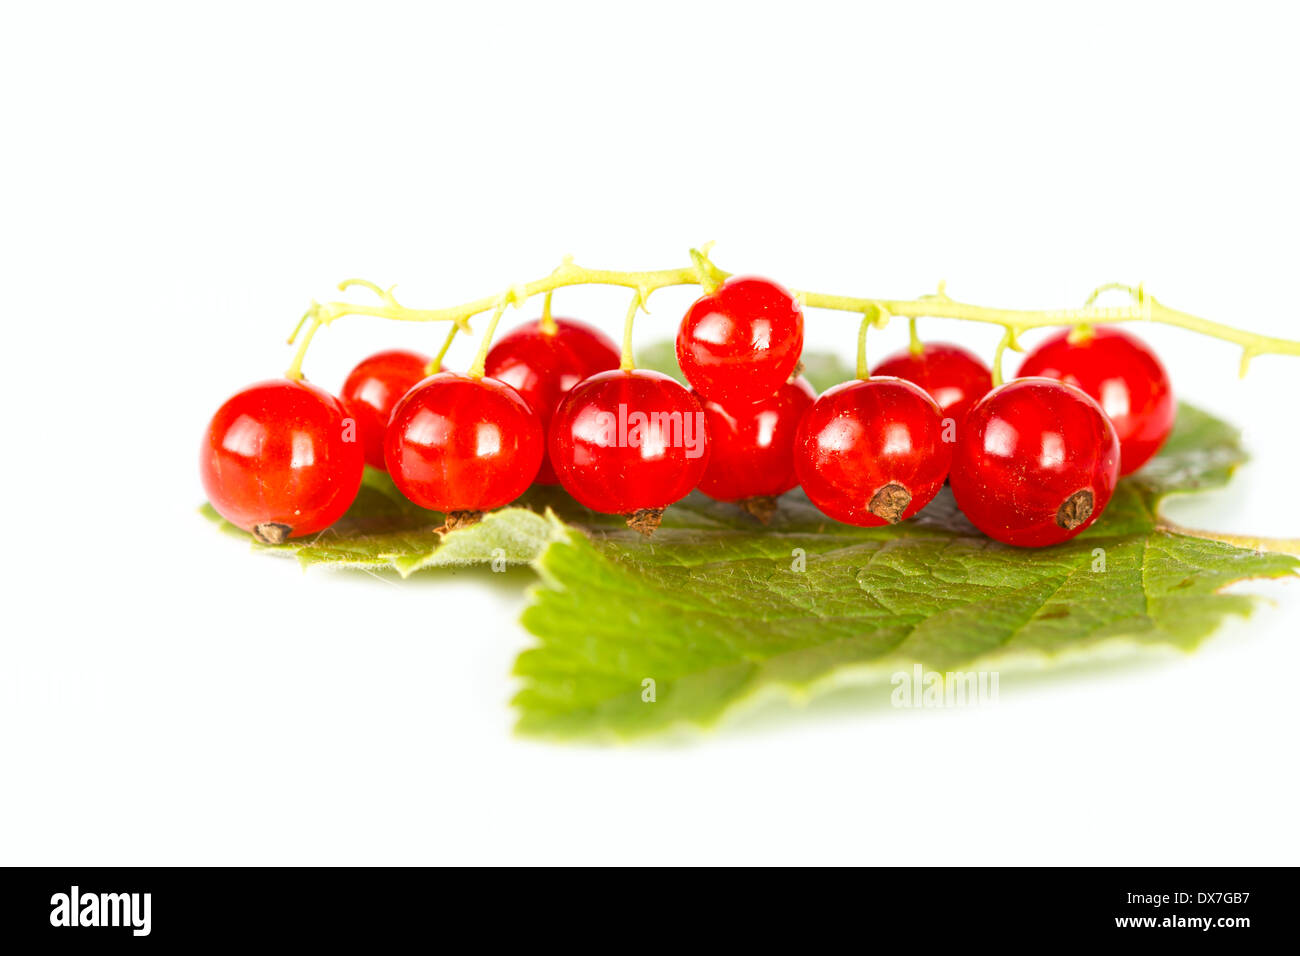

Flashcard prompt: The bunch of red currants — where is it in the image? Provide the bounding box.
[201,276,1174,548]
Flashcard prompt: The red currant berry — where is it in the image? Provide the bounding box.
[793,377,951,527]
[340,349,430,470]
[950,378,1120,548]
[548,369,709,533]
[872,342,992,438]
[200,379,364,543]
[1017,327,1174,475]
[485,318,620,484]
[694,376,816,520]
[384,372,544,524]
[676,276,804,404]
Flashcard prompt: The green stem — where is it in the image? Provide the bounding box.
[286,305,314,346]
[316,263,698,330]
[805,288,1300,375]
[855,303,890,379]
[991,327,1020,387]
[288,251,1300,380]
[428,322,461,375]
[285,314,322,381]
[467,301,509,380]
[1158,521,1300,556]
[908,317,923,355]
[539,290,557,335]
[620,292,642,371]
[689,244,725,295]
[856,313,872,380]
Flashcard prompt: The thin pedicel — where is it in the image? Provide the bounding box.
[284,245,1300,383]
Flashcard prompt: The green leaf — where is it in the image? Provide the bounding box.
[514,501,1296,738]
[202,468,572,575]
[511,403,1297,739]
[199,351,1297,740]
[1126,402,1248,499]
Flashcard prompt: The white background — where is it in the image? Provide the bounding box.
[2,2,1298,865]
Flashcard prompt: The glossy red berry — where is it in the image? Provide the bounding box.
[384,372,544,519]
[793,377,951,527]
[872,342,992,438]
[1017,327,1174,475]
[485,318,620,484]
[200,379,365,543]
[950,378,1120,548]
[676,276,804,404]
[548,369,709,532]
[340,349,430,470]
[695,377,816,515]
